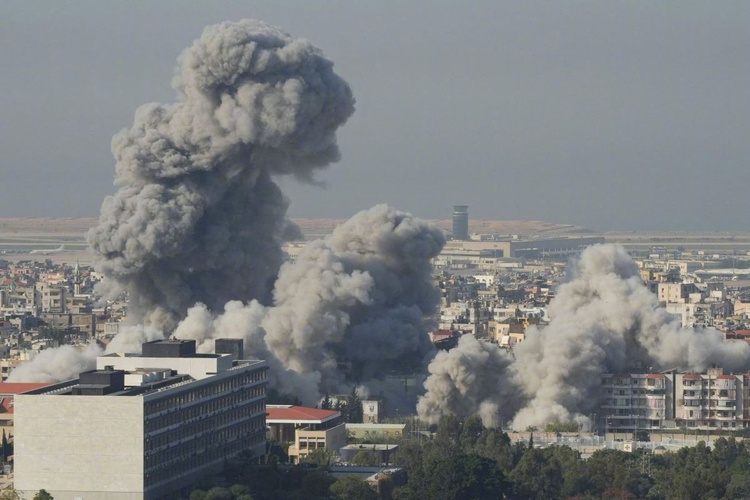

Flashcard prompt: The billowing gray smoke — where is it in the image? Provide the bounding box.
[87,19,355,332]
[418,243,750,429]
[417,334,518,428]
[10,19,358,383]
[174,204,445,403]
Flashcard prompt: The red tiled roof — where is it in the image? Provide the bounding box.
[683,374,702,380]
[266,405,340,423]
[0,383,52,395]
[646,374,666,379]
[717,375,736,380]
[0,383,52,415]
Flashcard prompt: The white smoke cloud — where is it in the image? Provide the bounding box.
[419,243,750,430]
[173,204,445,404]
[7,343,103,383]
[9,19,356,384]
[417,334,517,428]
[87,19,355,332]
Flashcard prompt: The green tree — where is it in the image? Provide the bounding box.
[511,448,564,500]
[229,484,253,500]
[434,415,462,449]
[584,449,651,499]
[351,450,381,466]
[321,391,332,410]
[33,490,55,500]
[459,414,485,451]
[330,476,377,500]
[345,386,363,423]
[0,487,22,500]
[205,487,233,500]
[544,421,580,433]
[454,453,510,500]
[189,489,207,500]
[546,445,590,498]
[1,430,8,463]
[301,469,336,497]
[303,448,336,468]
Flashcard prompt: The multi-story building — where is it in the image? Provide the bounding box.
[14,339,267,500]
[674,370,742,430]
[600,373,672,433]
[266,405,346,464]
[600,369,750,434]
[0,382,52,440]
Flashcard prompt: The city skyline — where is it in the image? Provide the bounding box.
[2,2,749,231]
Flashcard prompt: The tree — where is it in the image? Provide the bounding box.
[1,430,7,463]
[33,490,55,500]
[303,448,336,468]
[0,487,21,500]
[511,448,564,500]
[321,391,332,410]
[301,470,335,497]
[204,487,233,500]
[229,484,253,500]
[351,450,381,466]
[434,415,462,448]
[459,414,485,451]
[345,386,363,423]
[330,476,377,500]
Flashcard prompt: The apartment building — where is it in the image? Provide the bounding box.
[14,339,268,500]
[600,369,750,433]
[674,370,742,429]
[600,373,672,432]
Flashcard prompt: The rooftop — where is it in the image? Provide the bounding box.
[266,405,340,424]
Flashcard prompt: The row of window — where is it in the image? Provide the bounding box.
[145,386,265,433]
[145,368,266,416]
[146,401,265,449]
[144,417,266,487]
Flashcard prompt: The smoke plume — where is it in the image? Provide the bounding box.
[418,244,750,429]
[9,19,356,384]
[174,204,445,403]
[416,334,517,427]
[86,19,355,332]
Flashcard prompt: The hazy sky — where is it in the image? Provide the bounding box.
[1,2,748,231]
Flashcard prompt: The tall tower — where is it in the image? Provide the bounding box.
[73,261,82,297]
[452,205,469,240]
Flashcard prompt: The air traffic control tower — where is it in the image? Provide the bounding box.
[452,205,469,241]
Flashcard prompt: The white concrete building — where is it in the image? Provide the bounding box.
[14,339,268,500]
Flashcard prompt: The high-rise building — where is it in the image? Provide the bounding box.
[14,339,267,500]
[452,205,469,241]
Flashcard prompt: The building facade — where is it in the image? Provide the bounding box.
[14,339,267,500]
[600,369,750,434]
[266,405,346,464]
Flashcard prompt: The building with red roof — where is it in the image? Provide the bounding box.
[267,405,345,463]
[0,383,52,439]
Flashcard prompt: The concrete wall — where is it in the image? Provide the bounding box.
[14,395,144,499]
[97,354,233,381]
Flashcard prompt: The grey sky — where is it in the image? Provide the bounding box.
[1,1,748,231]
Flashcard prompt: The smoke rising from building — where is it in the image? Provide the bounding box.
[418,244,750,428]
[9,21,447,406]
[86,19,355,332]
[174,204,445,403]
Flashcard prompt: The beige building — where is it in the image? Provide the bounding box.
[346,423,406,442]
[266,405,346,464]
[14,339,268,500]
